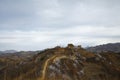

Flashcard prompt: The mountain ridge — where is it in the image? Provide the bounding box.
[0,50,17,54]
[86,42,120,53]
[0,44,120,80]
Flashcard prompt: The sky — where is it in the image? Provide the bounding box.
[0,0,120,51]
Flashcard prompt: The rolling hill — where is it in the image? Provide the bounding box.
[0,44,120,80]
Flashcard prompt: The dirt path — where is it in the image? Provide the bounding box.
[38,55,57,80]
[38,55,76,80]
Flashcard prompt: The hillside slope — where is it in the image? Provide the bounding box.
[86,43,120,53]
[0,44,120,80]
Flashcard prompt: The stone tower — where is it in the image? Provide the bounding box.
[67,44,74,49]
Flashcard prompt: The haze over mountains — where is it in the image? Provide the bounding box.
[0,42,120,54]
[0,50,17,54]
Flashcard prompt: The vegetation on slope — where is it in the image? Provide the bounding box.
[0,44,120,80]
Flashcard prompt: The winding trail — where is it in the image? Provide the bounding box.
[38,55,57,80]
[38,55,76,80]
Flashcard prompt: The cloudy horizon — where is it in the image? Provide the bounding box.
[0,0,120,51]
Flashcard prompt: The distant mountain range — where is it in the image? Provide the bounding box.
[1,42,120,54]
[0,50,17,54]
[86,43,120,53]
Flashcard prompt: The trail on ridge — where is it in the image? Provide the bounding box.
[38,54,76,80]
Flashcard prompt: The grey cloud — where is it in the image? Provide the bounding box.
[0,0,120,50]
[0,0,120,30]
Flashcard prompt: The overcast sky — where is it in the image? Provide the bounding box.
[0,0,120,51]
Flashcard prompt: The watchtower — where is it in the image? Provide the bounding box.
[67,44,74,49]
